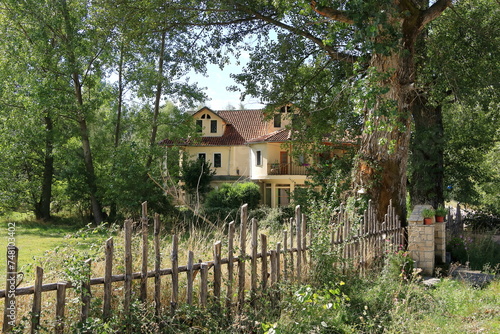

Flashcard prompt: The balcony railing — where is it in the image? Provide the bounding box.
[267,163,308,176]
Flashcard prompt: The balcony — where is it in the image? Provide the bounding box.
[267,163,308,176]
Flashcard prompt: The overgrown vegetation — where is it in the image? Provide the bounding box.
[3,210,499,333]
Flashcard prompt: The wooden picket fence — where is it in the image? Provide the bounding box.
[1,201,405,333]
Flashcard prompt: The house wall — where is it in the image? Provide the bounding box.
[185,145,250,177]
[193,110,225,137]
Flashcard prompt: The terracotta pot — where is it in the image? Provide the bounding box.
[424,218,433,225]
[435,216,445,223]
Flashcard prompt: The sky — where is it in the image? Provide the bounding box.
[187,51,265,111]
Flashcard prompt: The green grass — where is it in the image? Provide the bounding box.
[0,213,97,281]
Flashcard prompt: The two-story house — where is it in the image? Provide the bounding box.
[161,106,328,207]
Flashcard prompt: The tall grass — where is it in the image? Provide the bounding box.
[3,211,499,333]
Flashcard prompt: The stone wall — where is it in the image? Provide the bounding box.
[407,205,446,276]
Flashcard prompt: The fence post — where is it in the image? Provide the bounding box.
[31,266,43,334]
[80,259,91,323]
[276,242,281,283]
[55,282,67,334]
[226,222,235,313]
[302,214,307,267]
[283,230,288,281]
[261,234,268,290]
[3,245,18,333]
[213,241,222,304]
[289,218,294,280]
[270,250,277,286]
[154,213,161,318]
[238,204,248,311]
[251,218,258,306]
[140,202,148,303]
[186,251,194,306]
[171,235,179,315]
[124,219,132,323]
[296,205,302,283]
[200,263,208,307]
[103,237,113,320]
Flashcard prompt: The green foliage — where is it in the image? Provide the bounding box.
[262,282,351,334]
[383,248,415,281]
[205,182,260,210]
[203,182,261,223]
[435,204,448,217]
[447,232,500,270]
[181,158,215,197]
[421,208,435,219]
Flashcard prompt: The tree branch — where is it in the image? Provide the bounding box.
[234,4,358,63]
[420,0,452,28]
[310,1,354,25]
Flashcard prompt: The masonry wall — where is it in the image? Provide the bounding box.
[407,205,446,276]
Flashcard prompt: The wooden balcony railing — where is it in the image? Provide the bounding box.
[267,163,308,175]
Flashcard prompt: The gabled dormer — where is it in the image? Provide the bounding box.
[272,105,294,129]
[192,107,226,137]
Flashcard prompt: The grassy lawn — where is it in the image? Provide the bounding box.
[0,212,94,281]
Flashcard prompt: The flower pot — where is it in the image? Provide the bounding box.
[423,218,433,225]
[435,215,445,223]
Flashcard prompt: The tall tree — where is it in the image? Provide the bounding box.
[409,0,499,209]
[188,0,452,221]
[0,0,112,222]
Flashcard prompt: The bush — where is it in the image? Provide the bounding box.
[202,182,261,224]
[464,211,500,232]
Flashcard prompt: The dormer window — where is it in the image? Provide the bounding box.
[196,120,203,133]
[211,120,217,133]
[201,114,211,119]
[274,114,281,127]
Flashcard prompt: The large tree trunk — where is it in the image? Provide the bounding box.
[409,95,444,208]
[35,113,54,220]
[352,5,429,224]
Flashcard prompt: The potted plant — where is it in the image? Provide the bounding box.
[435,205,447,222]
[422,208,435,225]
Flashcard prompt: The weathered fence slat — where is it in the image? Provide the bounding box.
[213,241,222,303]
[261,234,268,290]
[141,202,148,303]
[124,219,132,321]
[30,266,43,334]
[283,230,288,281]
[238,204,248,310]
[296,206,302,283]
[226,222,235,312]
[171,235,179,315]
[276,242,281,283]
[154,213,161,318]
[186,251,194,306]
[251,217,258,304]
[289,218,294,281]
[302,214,307,266]
[55,282,67,334]
[103,237,113,320]
[199,263,208,307]
[81,259,92,323]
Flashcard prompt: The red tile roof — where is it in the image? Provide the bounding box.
[247,128,291,143]
[161,108,286,146]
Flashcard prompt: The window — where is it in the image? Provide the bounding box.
[196,120,203,133]
[214,153,221,168]
[198,153,206,161]
[256,150,262,166]
[273,113,281,127]
[211,120,217,133]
